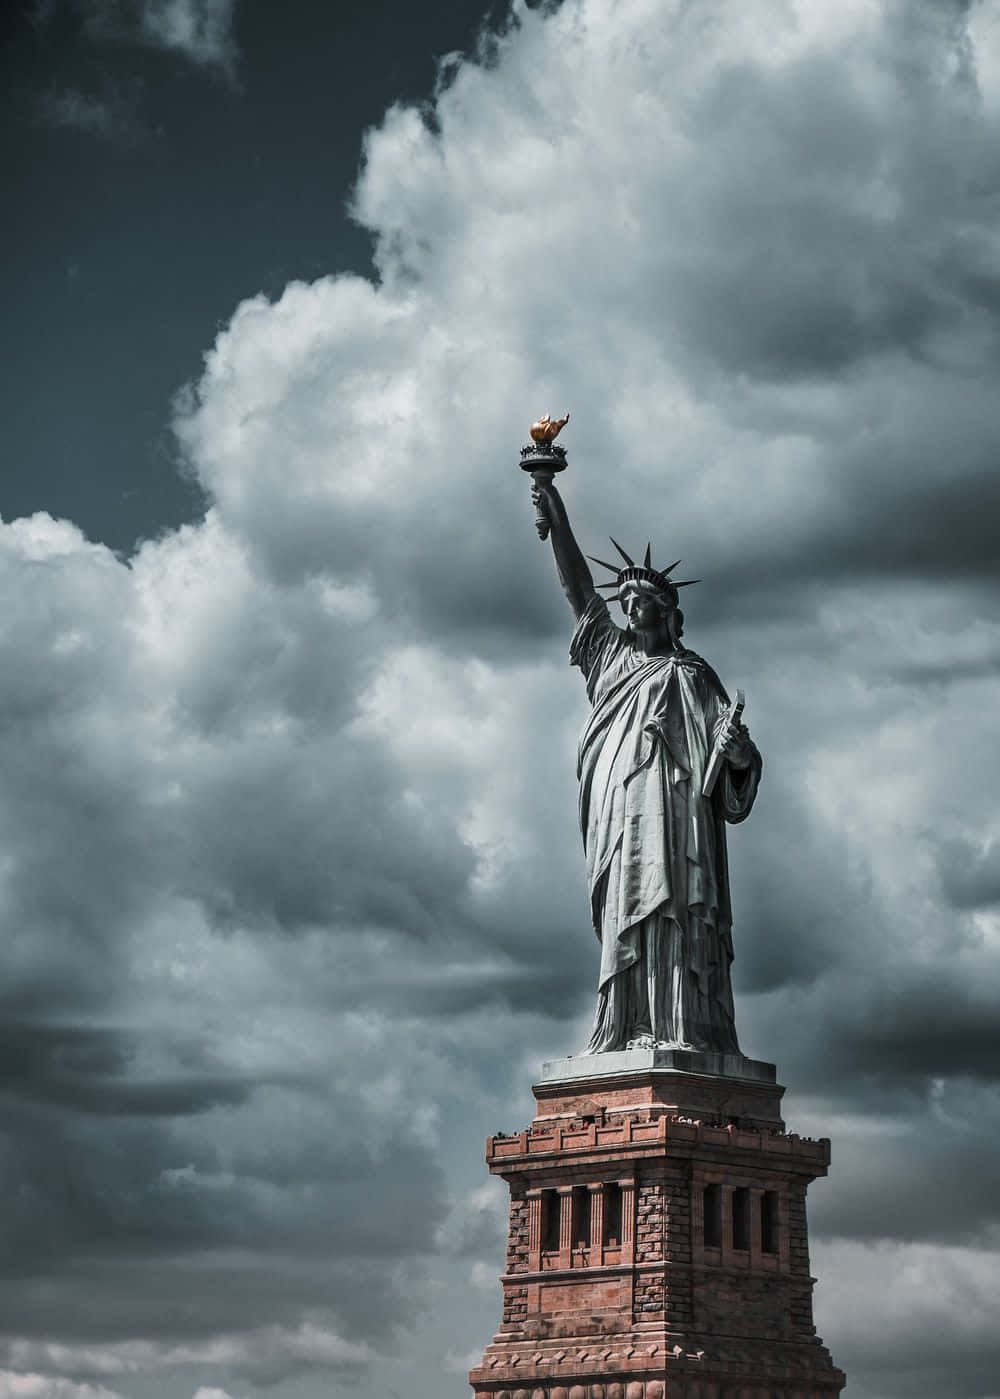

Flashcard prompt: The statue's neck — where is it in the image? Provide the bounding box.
[631,629,679,657]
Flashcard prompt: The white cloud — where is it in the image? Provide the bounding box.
[7,1325,369,1389]
[135,0,236,72]
[34,83,148,144]
[434,1179,506,1259]
[813,1238,1000,1399]
[37,88,117,138]
[443,1348,486,1374]
[0,1374,124,1399]
[78,0,238,77]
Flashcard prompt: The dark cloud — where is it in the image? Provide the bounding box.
[809,1083,1000,1246]
[938,836,1000,909]
[0,1023,257,1115]
[833,981,1000,1082]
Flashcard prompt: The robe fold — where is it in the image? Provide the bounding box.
[569,595,761,1053]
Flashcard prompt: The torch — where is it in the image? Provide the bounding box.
[519,413,570,540]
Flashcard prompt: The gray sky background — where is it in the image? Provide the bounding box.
[3,2,1000,1398]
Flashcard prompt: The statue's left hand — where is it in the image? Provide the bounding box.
[715,718,754,771]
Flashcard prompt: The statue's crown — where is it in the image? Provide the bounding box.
[587,539,699,603]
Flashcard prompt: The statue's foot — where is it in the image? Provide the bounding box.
[626,1034,657,1051]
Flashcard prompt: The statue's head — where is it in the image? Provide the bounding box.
[619,579,684,647]
[588,538,697,648]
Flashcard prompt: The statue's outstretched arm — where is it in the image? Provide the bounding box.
[532,480,596,621]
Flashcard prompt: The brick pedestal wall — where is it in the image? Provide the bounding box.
[469,1064,844,1399]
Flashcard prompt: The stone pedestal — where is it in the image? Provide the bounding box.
[469,1052,845,1399]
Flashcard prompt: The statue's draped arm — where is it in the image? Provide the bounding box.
[534,480,597,621]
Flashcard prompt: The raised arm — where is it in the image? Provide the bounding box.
[531,480,597,621]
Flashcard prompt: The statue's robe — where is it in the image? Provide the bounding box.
[570,596,761,1053]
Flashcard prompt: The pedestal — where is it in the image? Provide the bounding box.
[469,1052,845,1399]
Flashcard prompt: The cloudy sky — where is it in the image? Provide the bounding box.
[3,1,1000,1397]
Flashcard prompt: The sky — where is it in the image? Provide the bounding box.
[2,2,1000,1398]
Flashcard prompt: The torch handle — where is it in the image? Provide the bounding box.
[530,469,555,541]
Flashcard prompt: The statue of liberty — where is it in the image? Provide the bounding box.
[530,456,761,1056]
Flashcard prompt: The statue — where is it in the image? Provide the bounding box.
[526,421,762,1055]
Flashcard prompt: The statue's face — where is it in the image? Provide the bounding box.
[620,583,668,635]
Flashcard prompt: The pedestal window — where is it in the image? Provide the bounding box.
[541,1189,560,1252]
[703,1182,722,1248]
[571,1185,591,1248]
[761,1188,779,1254]
[603,1180,622,1245]
[732,1185,751,1251]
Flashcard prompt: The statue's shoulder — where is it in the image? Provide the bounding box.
[673,646,709,671]
[673,649,729,699]
[571,594,629,679]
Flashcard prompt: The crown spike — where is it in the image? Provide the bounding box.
[643,542,652,569]
[673,578,700,588]
[608,536,635,567]
[662,558,682,575]
[596,580,622,589]
[587,555,624,576]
